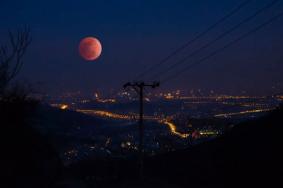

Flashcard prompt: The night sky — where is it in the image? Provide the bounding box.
[1,0,283,96]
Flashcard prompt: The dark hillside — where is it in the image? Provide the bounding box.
[146,105,283,187]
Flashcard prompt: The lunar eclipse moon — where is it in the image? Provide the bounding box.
[79,37,102,61]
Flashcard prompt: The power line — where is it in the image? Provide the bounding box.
[133,0,253,80]
[106,0,252,98]
[149,0,280,81]
[160,10,283,84]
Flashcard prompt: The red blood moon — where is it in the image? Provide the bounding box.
[79,37,102,61]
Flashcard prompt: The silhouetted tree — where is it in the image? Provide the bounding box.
[0,27,31,96]
[0,28,63,188]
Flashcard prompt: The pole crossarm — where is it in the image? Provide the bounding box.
[123,81,160,89]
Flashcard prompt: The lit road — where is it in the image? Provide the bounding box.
[160,120,189,138]
[214,108,273,118]
[76,109,189,138]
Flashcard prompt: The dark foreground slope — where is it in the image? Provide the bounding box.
[1,100,62,188]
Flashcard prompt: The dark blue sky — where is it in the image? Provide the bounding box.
[1,0,283,96]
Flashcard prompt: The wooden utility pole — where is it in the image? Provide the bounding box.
[123,81,160,179]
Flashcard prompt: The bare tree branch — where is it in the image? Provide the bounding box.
[0,27,31,94]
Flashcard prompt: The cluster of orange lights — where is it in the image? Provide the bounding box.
[50,103,69,110]
[60,104,69,110]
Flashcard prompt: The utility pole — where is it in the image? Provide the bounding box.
[123,81,160,179]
